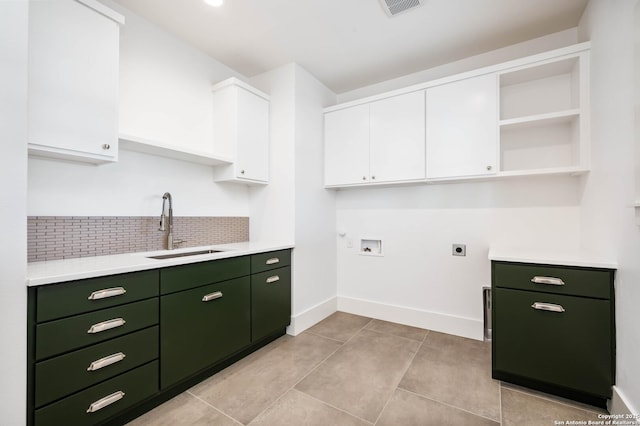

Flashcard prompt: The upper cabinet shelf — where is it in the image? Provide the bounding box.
[323,42,591,188]
[119,134,232,166]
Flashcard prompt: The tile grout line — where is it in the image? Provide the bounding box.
[247,318,377,424]
[304,329,351,344]
[372,333,427,425]
[499,381,503,425]
[500,383,606,416]
[395,387,501,424]
[184,391,245,426]
[294,389,375,425]
[242,328,356,425]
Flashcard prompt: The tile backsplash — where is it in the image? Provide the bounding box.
[28,216,249,262]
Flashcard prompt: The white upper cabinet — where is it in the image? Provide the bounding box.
[426,74,498,179]
[370,91,426,183]
[28,0,123,164]
[324,91,426,187]
[323,42,590,187]
[324,104,370,186]
[211,78,270,184]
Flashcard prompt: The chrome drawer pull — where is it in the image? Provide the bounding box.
[86,391,125,413]
[88,287,127,300]
[265,257,280,265]
[531,302,566,313]
[531,276,565,286]
[87,352,126,372]
[266,275,280,284]
[202,291,223,302]
[87,318,126,334]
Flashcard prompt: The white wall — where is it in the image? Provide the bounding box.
[249,64,338,334]
[28,151,249,216]
[248,64,297,244]
[292,65,338,331]
[578,0,640,414]
[0,1,28,423]
[338,28,579,103]
[28,1,250,217]
[336,179,582,340]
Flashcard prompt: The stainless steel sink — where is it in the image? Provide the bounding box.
[147,249,222,259]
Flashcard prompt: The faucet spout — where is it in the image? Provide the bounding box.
[160,192,174,249]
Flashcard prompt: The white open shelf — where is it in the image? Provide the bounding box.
[119,134,233,166]
[498,54,586,175]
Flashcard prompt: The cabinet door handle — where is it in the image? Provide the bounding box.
[202,291,223,302]
[87,318,126,334]
[87,352,126,372]
[265,257,280,265]
[531,276,565,286]
[86,391,125,413]
[531,302,566,313]
[88,287,127,300]
[266,275,280,284]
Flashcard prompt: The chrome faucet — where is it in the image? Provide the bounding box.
[159,192,175,250]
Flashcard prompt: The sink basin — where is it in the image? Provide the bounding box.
[147,249,222,260]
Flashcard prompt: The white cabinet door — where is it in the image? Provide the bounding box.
[28,0,121,163]
[212,78,270,184]
[236,87,269,182]
[426,74,498,179]
[324,104,370,186]
[370,91,425,183]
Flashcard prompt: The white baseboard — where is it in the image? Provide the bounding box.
[337,296,484,341]
[609,386,638,415]
[286,296,337,336]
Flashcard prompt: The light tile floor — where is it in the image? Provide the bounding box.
[129,312,606,426]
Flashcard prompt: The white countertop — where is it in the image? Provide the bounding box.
[488,247,617,269]
[27,241,294,286]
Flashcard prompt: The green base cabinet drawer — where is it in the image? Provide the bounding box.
[493,261,613,299]
[251,250,291,274]
[492,287,613,397]
[37,270,159,322]
[36,298,159,360]
[34,360,158,426]
[160,256,250,294]
[251,267,291,342]
[160,276,251,389]
[35,326,158,408]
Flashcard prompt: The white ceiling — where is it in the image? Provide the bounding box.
[111,0,589,94]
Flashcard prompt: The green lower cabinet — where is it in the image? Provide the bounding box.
[493,287,613,398]
[29,251,292,425]
[36,298,159,360]
[34,361,158,426]
[251,266,291,342]
[160,276,251,389]
[35,326,158,408]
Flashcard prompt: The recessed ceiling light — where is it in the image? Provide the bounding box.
[204,0,223,7]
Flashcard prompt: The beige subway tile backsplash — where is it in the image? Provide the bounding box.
[27,216,249,262]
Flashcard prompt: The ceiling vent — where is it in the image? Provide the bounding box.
[379,0,423,17]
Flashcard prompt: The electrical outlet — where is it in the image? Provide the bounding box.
[452,244,466,256]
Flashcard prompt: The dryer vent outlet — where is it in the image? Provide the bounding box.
[379,0,423,17]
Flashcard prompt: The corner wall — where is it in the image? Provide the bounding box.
[0,1,28,423]
[578,0,640,414]
[249,65,338,334]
